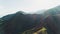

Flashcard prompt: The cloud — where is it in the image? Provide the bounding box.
[0,5,4,9]
[0,0,60,17]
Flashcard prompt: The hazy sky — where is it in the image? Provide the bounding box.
[0,0,60,17]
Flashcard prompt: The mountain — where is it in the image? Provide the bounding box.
[44,5,60,15]
[42,5,60,18]
[1,11,24,21]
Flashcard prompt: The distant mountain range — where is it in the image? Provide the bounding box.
[1,5,60,20]
[44,5,60,16]
[33,9,46,14]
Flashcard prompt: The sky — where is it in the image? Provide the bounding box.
[0,0,60,17]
